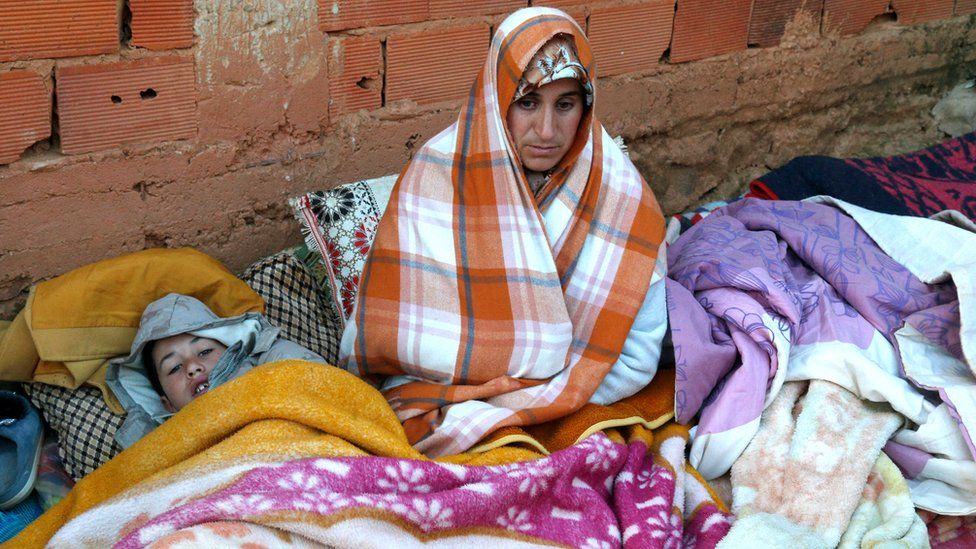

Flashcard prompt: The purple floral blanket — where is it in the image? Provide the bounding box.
[667,197,976,514]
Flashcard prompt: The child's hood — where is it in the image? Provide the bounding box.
[119,293,278,369]
[105,293,279,447]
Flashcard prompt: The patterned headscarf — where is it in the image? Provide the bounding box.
[513,34,593,106]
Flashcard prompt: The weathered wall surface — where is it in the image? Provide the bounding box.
[620,11,976,212]
[0,1,974,319]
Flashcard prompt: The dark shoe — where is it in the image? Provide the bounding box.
[0,390,43,510]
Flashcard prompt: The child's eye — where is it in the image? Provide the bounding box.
[199,348,212,358]
[168,364,181,375]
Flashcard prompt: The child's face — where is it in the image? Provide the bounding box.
[151,333,227,412]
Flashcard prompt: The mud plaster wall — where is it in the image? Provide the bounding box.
[0,1,975,319]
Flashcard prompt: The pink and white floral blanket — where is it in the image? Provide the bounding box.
[48,430,731,548]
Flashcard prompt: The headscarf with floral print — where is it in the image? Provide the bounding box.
[513,33,593,106]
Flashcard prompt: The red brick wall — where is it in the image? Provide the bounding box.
[57,56,197,154]
[328,36,383,120]
[0,71,50,165]
[0,0,974,316]
[671,0,752,62]
[890,0,954,24]
[0,1,118,62]
[129,0,196,50]
[385,23,490,105]
[589,2,673,76]
[823,0,891,35]
[2,0,971,163]
[750,0,821,47]
[956,0,976,15]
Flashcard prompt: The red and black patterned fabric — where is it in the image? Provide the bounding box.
[748,132,976,220]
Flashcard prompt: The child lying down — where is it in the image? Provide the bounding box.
[106,293,327,448]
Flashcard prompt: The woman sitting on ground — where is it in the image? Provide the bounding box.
[340,7,668,456]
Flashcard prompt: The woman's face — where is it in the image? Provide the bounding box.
[506,78,585,173]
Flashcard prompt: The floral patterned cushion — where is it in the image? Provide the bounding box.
[289,175,398,322]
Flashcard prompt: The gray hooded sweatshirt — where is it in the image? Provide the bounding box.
[106,293,326,448]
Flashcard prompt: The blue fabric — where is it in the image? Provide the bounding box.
[754,155,911,215]
[0,390,43,508]
[0,493,41,543]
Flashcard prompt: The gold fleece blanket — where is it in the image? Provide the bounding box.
[9,359,675,547]
[12,360,421,548]
[0,248,264,410]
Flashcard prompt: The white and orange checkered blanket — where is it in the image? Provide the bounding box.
[341,8,666,457]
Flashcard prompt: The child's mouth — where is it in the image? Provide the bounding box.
[193,382,209,396]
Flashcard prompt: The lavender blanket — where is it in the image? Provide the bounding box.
[668,198,976,514]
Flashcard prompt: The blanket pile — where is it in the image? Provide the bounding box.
[11,361,730,548]
[668,197,976,516]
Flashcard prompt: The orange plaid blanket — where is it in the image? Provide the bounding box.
[341,8,666,456]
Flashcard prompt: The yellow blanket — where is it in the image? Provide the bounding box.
[9,359,676,547]
[11,360,414,547]
[0,248,263,410]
